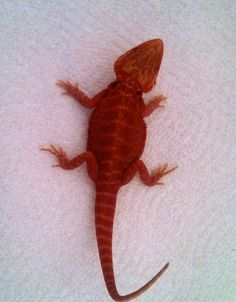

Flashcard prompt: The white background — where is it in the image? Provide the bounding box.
[1,1,235,302]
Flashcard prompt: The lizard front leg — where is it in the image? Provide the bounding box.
[122,159,177,186]
[57,80,108,108]
[41,145,98,182]
[143,95,166,117]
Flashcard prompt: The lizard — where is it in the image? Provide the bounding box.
[41,39,177,301]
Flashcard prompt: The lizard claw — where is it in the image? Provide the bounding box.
[56,80,79,97]
[52,164,61,168]
[153,164,178,185]
[152,95,167,108]
[40,145,68,168]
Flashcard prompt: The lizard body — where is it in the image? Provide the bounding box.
[42,39,177,301]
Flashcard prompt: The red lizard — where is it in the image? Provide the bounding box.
[41,39,177,301]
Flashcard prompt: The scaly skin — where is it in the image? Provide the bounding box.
[41,39,177,302]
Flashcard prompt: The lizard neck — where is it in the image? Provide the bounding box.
[115,79,141,96]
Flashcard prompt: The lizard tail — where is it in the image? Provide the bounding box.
[95,180,168,302]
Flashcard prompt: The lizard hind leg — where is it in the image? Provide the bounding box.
[121,159,177,186]
[40,145,98,182]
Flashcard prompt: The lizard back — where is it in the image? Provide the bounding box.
[87,82,146,176]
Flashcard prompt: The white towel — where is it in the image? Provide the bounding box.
[1,1,235,301]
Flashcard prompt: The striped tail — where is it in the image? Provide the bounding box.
[95,180,169,302]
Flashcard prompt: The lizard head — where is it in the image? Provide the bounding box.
[114,39,164,93]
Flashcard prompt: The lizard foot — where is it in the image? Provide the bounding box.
[40,145,69,168]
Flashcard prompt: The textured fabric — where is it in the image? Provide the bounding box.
[1,1,235,301]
